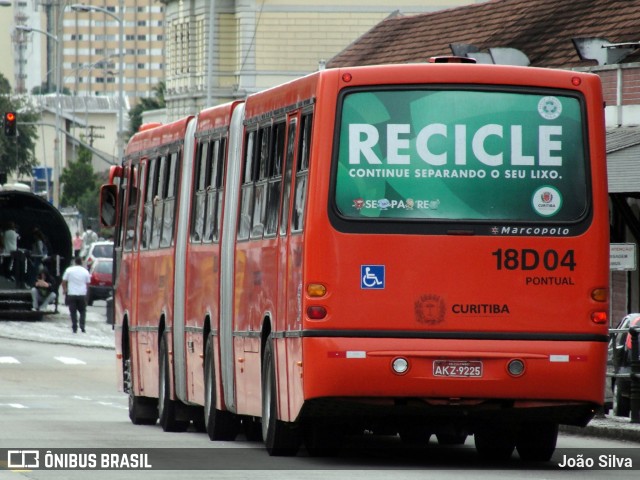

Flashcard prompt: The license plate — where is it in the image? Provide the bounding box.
[433,360,483,378]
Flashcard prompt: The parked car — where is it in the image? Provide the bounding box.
[86,258,113,306]
[607,313,640,417]
[83,241,113,270]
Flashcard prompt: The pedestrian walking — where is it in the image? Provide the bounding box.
[61,256,91,333]
[72,231,83,258]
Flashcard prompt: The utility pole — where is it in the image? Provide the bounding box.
[86,125,106,147]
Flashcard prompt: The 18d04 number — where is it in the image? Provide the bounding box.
[492,248,576,271]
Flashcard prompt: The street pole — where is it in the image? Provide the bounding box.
[70,3,124,165]
[15,25,62,206]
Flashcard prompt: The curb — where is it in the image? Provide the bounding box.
[561,417,640,444]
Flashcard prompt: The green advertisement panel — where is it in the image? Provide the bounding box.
[334,89,588,222]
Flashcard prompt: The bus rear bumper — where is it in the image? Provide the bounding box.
[301,336,606,426]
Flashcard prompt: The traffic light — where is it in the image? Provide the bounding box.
[4,112,16,137]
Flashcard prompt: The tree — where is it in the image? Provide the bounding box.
[0,73,40,178]
[128,81,165,137]
[59,142,99,227]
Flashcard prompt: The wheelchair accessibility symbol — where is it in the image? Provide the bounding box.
[361,265,385,289]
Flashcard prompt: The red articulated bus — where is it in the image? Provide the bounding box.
[100,59,609,461]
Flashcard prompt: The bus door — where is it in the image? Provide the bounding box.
[276,115,301,421]
[121,161,146,393]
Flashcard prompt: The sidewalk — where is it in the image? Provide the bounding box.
[0,303,114,349]
[0,308,639,444]
[562,414,640,444]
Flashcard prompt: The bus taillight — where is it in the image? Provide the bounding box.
[306,306,327,320]
[591,311,608,324]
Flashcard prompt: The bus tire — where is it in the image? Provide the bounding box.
[261,337,300,456]
[474,425,516,461]
[204,335,238,441]
[613,381,630,417]
[516,422,558,462]
[126,357,157,425]
[158,334,189,432]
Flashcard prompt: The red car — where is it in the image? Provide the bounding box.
[86,259,113,306]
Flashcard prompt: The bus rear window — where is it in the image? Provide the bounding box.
[334,89,588,222]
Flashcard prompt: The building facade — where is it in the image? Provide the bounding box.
[161,0,489,120]
[62,0,165,105]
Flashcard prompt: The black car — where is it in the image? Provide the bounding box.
[607,313,640,417]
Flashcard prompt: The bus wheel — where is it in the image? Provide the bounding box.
[261,337,300,456]
[474,425,516,461]
[516,422,558,462]
[613,382,630,417]
[126,358,157,425]
[204,335,238,441]
[158,335,189,432]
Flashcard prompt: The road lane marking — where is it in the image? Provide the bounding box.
[54,356,87,365]
[0,403,28,408]
[0,356,20,364]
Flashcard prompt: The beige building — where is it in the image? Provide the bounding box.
[162,0,488,120]
[63,0,165,105]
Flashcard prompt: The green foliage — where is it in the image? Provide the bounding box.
[0,75,11,95]
[59,142,100,227]
[128,81,165,137]
[0,73,40,177]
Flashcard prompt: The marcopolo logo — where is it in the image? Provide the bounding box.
[532,185,562,217]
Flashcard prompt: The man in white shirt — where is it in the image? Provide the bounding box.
[62,256,91,333]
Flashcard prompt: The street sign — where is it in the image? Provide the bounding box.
[610,243,637,271]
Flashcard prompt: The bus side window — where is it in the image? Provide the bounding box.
[150,155,167,249]
[251,125,271,239]
[204,139,219,243]
[191,140,209,243]
[279,119,297,236]
[117,168,129,250]
[212,137,226,243]
[133,163,146,251]
[265,121,286,237]
[161,151,178,247]
[292,113,312,233]
[238,130,256,241]
[124,165,138,251]
[142,157,157,249]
